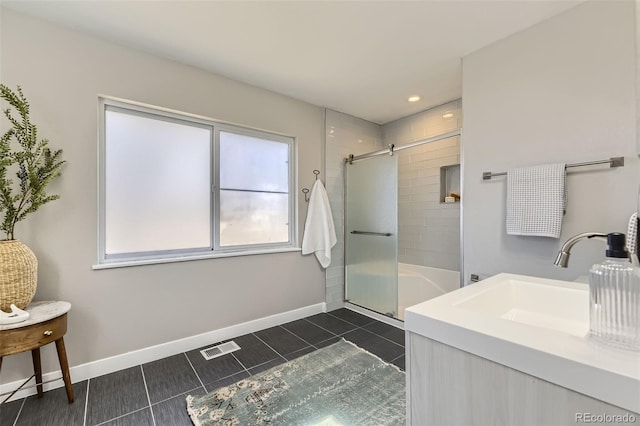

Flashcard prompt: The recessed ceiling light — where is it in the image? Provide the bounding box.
[408,95,421,103]
[442,112,454,119]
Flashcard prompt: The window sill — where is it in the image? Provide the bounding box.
[92,247,302,270]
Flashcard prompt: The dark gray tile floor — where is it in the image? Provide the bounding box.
[1,308,405,426]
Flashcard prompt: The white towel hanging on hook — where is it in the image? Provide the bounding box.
[302,180,337,268]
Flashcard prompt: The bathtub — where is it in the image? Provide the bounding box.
[397,263,460,320]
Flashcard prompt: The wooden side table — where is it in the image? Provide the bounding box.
[0,301,74,404]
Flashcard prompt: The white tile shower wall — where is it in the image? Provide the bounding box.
[324,109,383,311]
[383,100,462,271]
[383,100,462,145]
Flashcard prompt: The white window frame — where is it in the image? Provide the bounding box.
[96,96,298,269]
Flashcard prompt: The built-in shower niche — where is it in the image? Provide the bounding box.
[440,164,460,203]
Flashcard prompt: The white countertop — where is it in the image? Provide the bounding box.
[405,273,640,413]
[0,301,71,331]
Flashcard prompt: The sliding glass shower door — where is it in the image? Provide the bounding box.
[345,155,398,317]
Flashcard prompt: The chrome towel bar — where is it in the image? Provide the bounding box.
[482,157,624,180]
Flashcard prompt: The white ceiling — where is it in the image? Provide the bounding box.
[3,0,584,124]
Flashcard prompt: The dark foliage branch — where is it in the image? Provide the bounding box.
[0,84,65,240]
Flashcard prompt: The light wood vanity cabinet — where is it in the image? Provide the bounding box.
[406,332,638,426]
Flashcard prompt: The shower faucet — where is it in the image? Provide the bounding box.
[554,232,607,268]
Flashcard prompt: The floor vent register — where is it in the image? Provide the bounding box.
[200,341,241,360]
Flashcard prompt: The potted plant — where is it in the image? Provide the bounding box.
[0,84,65,311]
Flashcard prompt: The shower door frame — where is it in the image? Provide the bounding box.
[342,129,463,319]
[343,157,398,320]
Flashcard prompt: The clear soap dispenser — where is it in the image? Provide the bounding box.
[589,233,640,350]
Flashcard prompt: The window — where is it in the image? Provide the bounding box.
[218,131,291,247]
[98,98,296,266]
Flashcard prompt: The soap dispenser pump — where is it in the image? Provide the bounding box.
[589,232,640,350]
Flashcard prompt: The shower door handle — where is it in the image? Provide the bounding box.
[350,231,392,237]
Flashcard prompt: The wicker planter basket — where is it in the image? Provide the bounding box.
[0,240,38,311]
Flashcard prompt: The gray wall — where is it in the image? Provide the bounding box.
[462,0,639,284]
[0,9,325,383]
[637,0,640,158]
[383,100,462,271]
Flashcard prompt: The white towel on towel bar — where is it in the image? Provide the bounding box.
[506,163,566,238]
[628,212,639,266]
[302,180,337,268]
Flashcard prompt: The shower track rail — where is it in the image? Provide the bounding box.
[345,129,461,164]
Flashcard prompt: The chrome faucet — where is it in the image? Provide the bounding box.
[554,232,607,268]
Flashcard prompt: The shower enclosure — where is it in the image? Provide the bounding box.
[344,129,461,320]
[344,155,398,317]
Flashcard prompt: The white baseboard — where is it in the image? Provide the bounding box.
[1,302,326,402]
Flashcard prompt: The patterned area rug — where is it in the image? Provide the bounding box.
[186,339,405,425]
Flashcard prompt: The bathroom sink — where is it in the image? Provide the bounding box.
[453,275,589,337]
[404,273,640,414]
[406,273,591,339]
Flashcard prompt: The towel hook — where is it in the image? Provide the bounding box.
[302,170,321,202]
